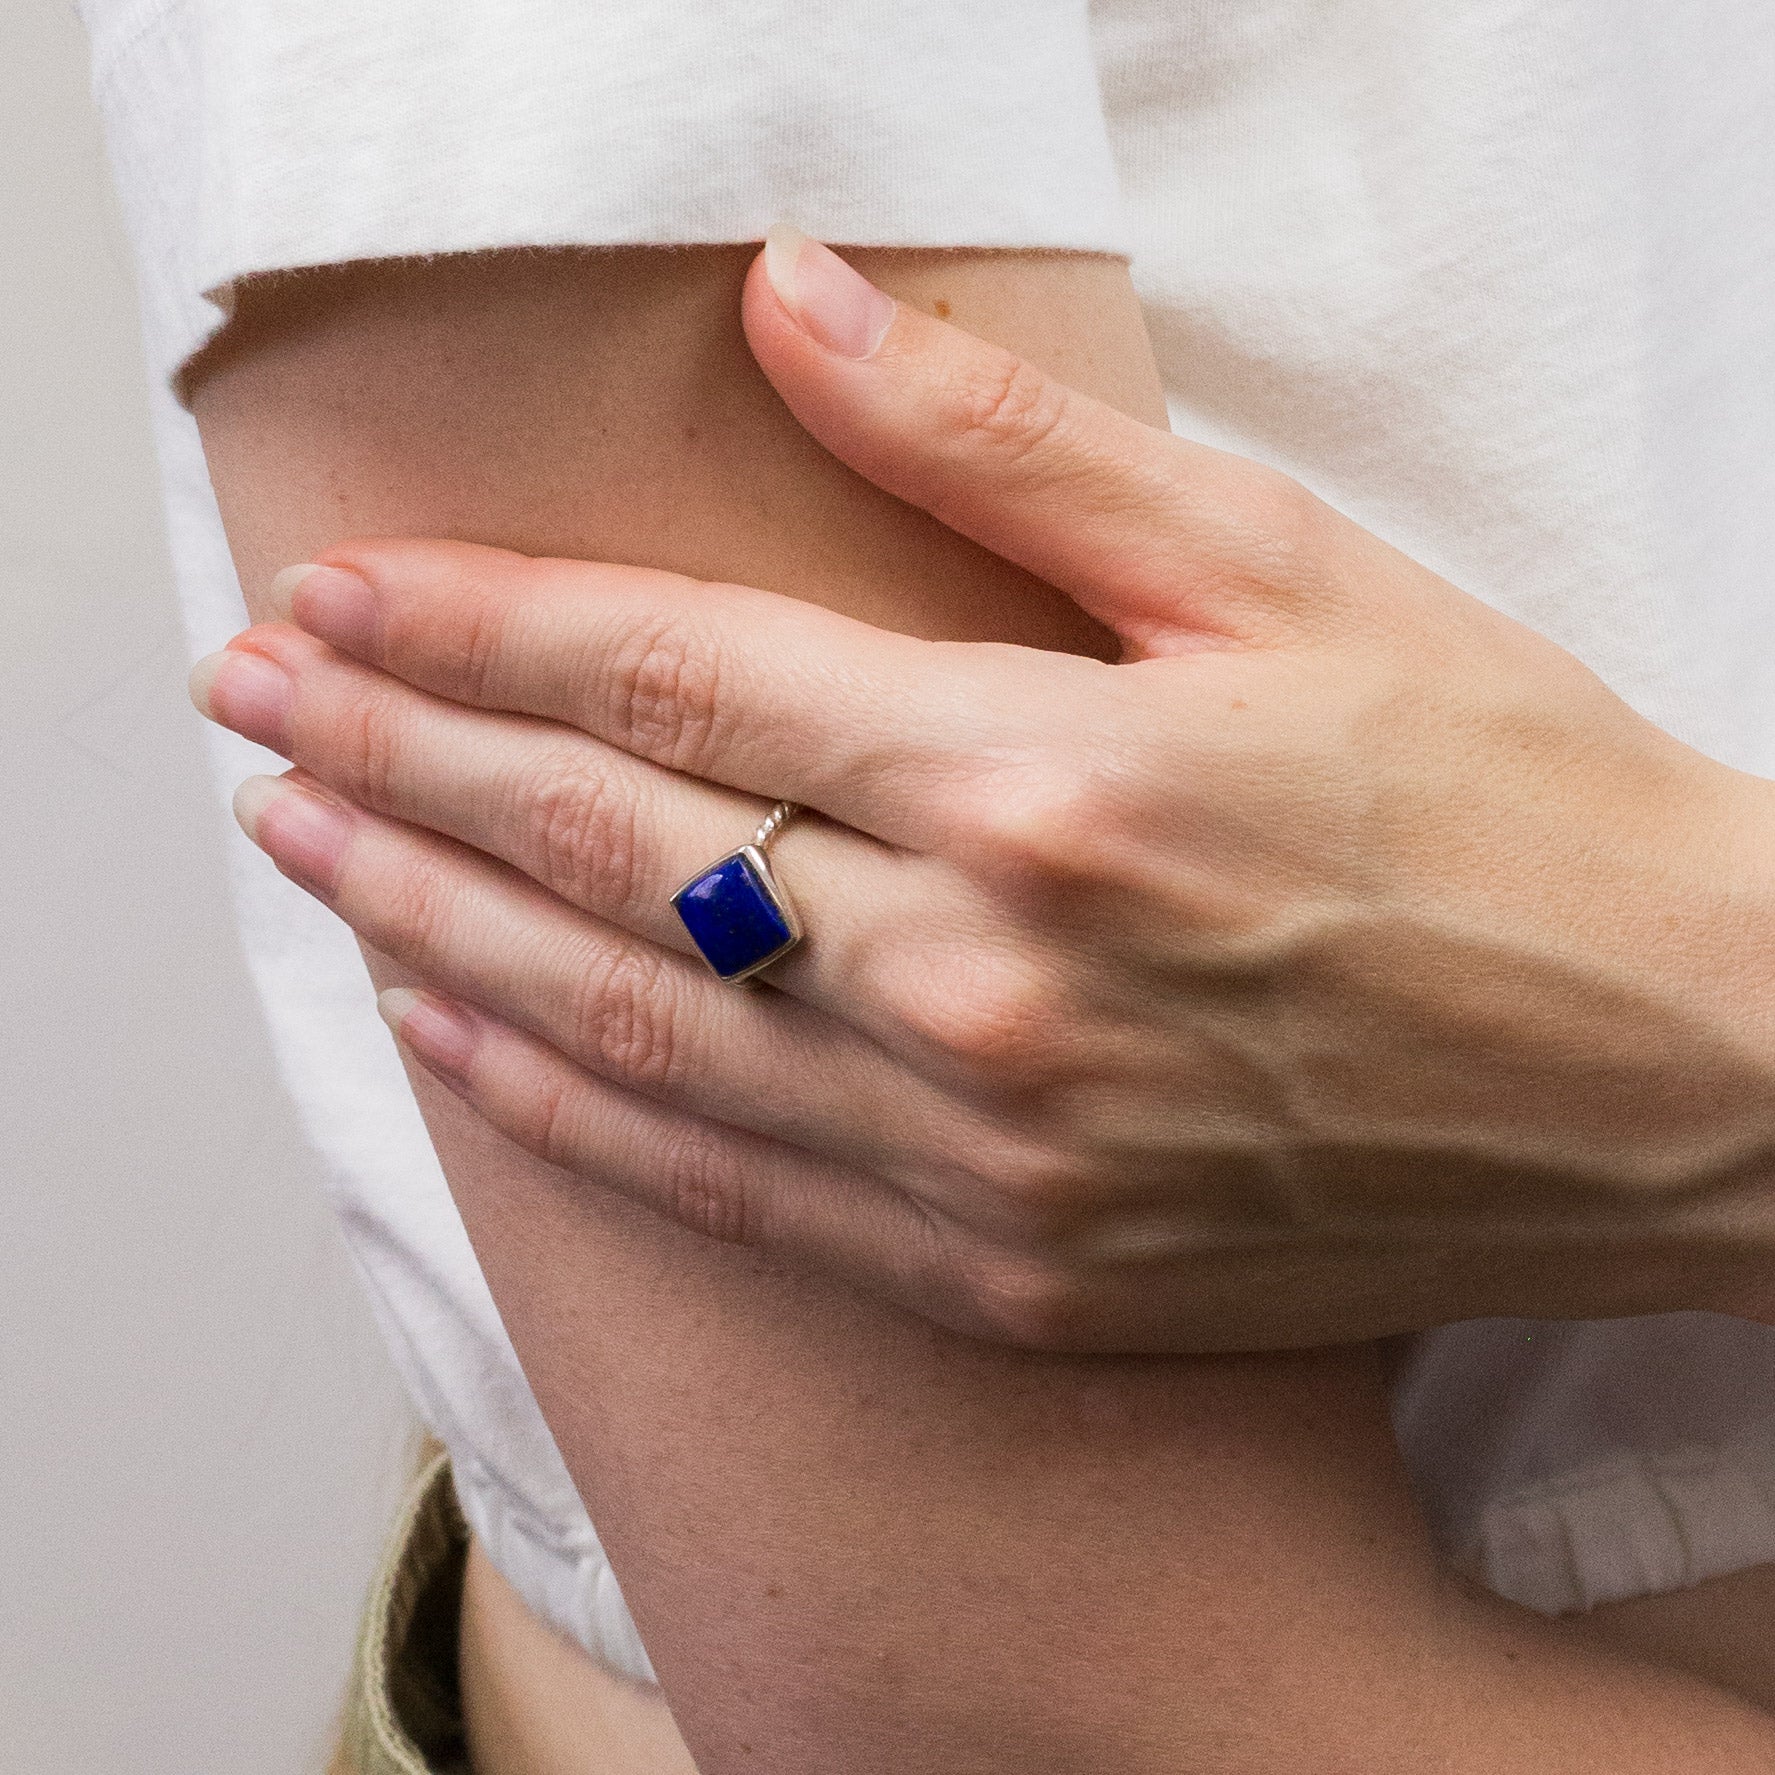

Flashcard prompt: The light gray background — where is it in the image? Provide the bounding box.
[2,7,419,1770]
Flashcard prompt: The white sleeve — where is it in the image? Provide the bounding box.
[82,0,1128,383]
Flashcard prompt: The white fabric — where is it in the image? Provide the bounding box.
[80,0,1775,1667]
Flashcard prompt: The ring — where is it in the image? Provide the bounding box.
[671,801,804,983]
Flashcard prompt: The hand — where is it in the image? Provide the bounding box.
[191,233,1775,1349]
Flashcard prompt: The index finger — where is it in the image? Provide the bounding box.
[268,539,1042,847]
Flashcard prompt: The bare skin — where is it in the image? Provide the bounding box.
[456,1552,1775,1775]
[189,248,1775,1772]
[458,1540,698,1775]
[1576,1563,1775,1716]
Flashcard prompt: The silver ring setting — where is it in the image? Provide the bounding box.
[671,801,803,983]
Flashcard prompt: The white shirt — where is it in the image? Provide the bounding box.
[80,0,1775,1677]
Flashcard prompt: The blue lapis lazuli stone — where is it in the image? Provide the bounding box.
[673,850,795,980]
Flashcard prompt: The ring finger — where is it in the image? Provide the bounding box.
[193,625,969,1027]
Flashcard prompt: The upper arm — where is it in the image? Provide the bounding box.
[185,246,1775,1772]
[188,245,1162,642]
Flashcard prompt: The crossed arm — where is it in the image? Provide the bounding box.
[187,245,1775,1771]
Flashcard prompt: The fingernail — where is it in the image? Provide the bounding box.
[267,563,381,655]
[378,987,479,1087]
[232,773,351,897]
[763,223,896,359]
[263,564,316,620]
[189,648,293,751]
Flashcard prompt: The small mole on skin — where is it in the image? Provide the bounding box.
[765,1581,785,1599]
[1230,697,1249,711]
[934,298,952,319]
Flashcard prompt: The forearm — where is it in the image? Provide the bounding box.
[188,247,1775,1770]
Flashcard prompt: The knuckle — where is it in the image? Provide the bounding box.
[570,943,683,1089]
[882,948,1064,1093]
[950,353,1071,474]
[959,1250,1092,1352]
[659,1124,749,1245]
[1199,459,1333,602]
[451,588,515,705]
[1236,459,1322,540]
[325,682,407,807]
[372,849,456,960]
[605,616,727,774]
[518,748,645,916]
[964,765,1119,889]
[525,1070,588,1175]
[962,1137,1092,1237]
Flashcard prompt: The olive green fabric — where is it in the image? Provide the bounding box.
[332,1450,471,1775]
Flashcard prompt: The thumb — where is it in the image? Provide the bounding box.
[741,226,1324,655]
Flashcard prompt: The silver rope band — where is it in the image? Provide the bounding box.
[751,800,799,852]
